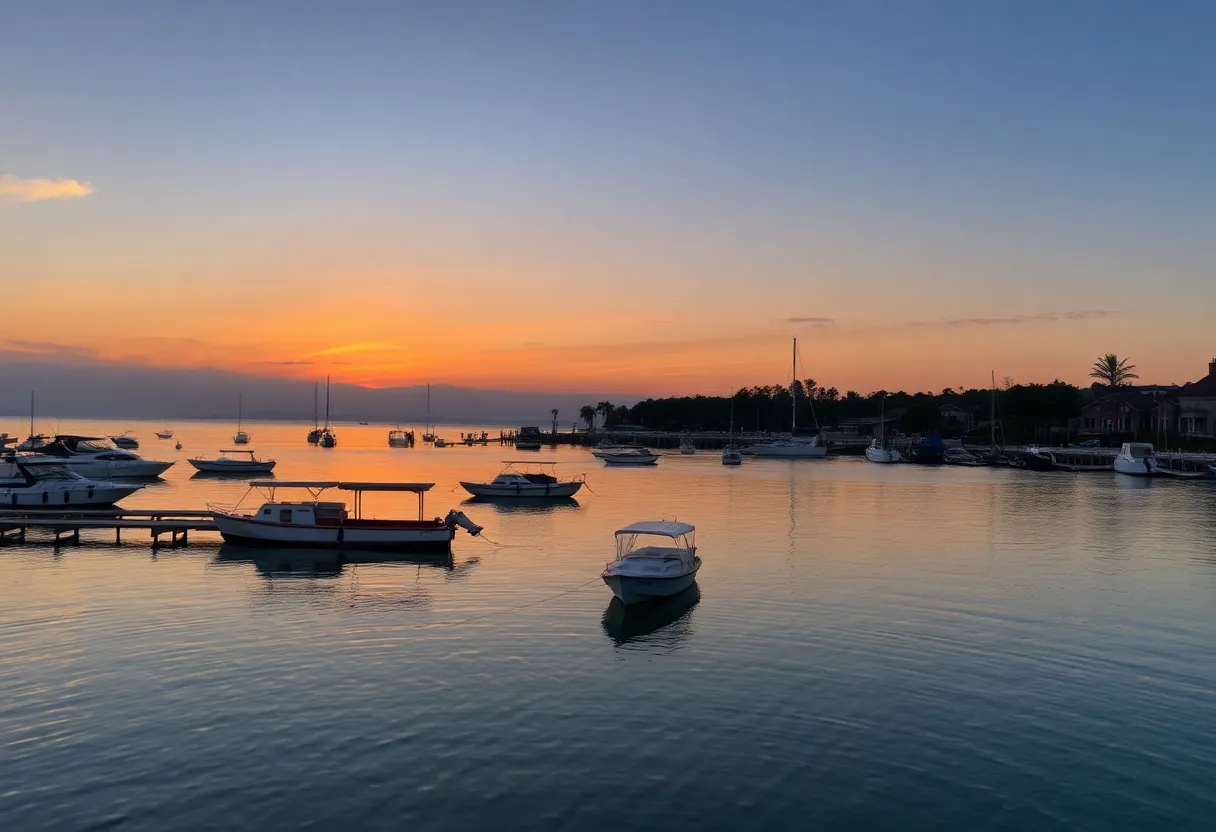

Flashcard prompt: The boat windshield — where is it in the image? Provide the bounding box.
[615,530,695,559]
[25,465,83,481]
[74,439,118,453]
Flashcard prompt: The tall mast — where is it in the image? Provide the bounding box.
[427,383,431,432]
[325,375,331,429]
[313,382,318,430]
[237,393,242,432]
[29,390,34,437]
[880,394,885,443]
[990,370,996,448]
[791,337,797,432]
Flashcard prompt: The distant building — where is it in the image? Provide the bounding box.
[1079,387,1178,436]
[938,404,974,431]
[837,407,906,438]
[1178,358,1216,437]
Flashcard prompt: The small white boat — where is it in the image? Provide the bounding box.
[602,448,659,465]
[0,459,142,508]
[434,437,449,448]
[1114,442,1158,476]
[188,449,276,474]
[460,462,585,498]
[864,439,901,463]
[602,521,701,605]
[679,438,696,455]
[721,446,743,466]
[110,432,140,450]
[209,481,482,552]
[155,429,174,440]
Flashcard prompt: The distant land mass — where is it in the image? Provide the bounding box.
[0,357,638,426]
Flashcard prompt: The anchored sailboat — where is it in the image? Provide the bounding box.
[747,338,827,458]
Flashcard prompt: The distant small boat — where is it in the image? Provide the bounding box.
[864,439,901,463]
[189,449,276,474]
[317,377,337,448]
[155,430,174,440]
[110,432,140,450]
[307,381,322,444]
[388,428,409,448]
[514,439,541,451]
[358,421,369,426]
[679,438,696,455]
[721,446,743,466]
[435,437,449,448]
[602,521,700,605]
[232,393,251,445]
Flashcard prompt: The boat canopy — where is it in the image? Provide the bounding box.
[338,482,435,492]
[615,521,695,537]
[250,480,340,489]
[501,460,558,466]
[220,449,256,455]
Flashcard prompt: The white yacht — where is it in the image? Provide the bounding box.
[19,435,174,479]
[460,462,585,498]
[0,459,143,508]
[188,449,276,474]
[1114,442,1157,476]
[602,521,701,605]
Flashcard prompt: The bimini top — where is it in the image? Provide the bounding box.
[250,480,340,489]
[614,521,695,538]
[338,482,435,492]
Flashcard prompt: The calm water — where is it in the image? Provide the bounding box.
[3,419,1216,829]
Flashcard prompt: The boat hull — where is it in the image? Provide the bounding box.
[188,460,276,474]
[1114,456,1158,476]
[864,447,901,463]
[18,458,174,479]
[459,481,583,498]
[210,512,455,552]
[0,482,141,508]
[602,455,659,465]
[602,570,699,605]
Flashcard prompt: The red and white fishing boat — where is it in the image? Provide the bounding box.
[209,481,483,552]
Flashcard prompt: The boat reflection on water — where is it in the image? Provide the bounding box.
[214,543,473,578]
[601,583,700,647]
[460,496,582,514]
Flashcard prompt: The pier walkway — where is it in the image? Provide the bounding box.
[0,509,218,548]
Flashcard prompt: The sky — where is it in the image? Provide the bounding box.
[3,0,1214,398]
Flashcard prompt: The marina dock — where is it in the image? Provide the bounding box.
[0,509,217,548]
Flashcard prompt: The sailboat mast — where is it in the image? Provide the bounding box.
[325,376,331,428]
[426,382,432,432]
[29,390,34,437]
[880,394,885,443]
[313,382,318,430]
[990,370,996,448]
[237,393,242,432]
[791,337,797,432]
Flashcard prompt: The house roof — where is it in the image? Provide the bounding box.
[1082,389,1176,412]
[1180,372,1216,398]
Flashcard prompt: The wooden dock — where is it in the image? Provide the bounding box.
[0,509,218,548]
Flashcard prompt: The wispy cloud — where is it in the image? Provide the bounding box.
[780,317,836,326]
[906,310,1119,329]
[0,174,94,203]
[0,338,98,359]
[265,360,314,366]
[310,342,399,357]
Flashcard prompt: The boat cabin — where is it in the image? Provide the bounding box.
[1120,442,1155,460]
[255,500,349,526]
[238,480,441,526]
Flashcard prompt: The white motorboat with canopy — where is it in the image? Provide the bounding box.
[209,481,482,552]
[188,449,276,474]
[460,462,585,498]
[602,520,700,605]
[0,459,143,508]
[601,447,659,465]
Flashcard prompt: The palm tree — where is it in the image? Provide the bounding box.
[1090,354,1139,387]
[596,401,613,429]
[579,405,597,431]
[551,408,559,435]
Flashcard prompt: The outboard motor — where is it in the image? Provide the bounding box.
[445,509,483,537]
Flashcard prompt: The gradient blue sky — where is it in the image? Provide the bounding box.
[3,1,1214,394]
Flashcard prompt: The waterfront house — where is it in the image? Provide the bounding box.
[1079,387,1178,437]
[1178,358,1216,437]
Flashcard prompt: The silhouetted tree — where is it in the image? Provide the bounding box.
[1090,354,1138,387]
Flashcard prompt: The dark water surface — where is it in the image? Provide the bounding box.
[3,420,1216,829]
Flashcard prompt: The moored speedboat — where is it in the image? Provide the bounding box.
[1113,442,1158,476]
[460,462,585,498]
[721,445,743,465]
[155,429,174,440]
[602,448,659,465]
[188,449,276,474]
[602,521,700,605]
[943,447,983,466]
[0,459,142,508]
[110,432,140,449]
[209,481,482,552]
[19,435,174,479]
[679,438,696,455]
